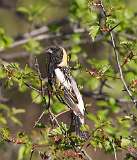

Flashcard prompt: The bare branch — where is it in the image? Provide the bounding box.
[24,26,49,38]
[48,108,60,127]
[33,110,46,128]
[112,140,118,160]
[52,109,70,122]
[24,82,40,93]
[81,149,93,160]
[0,28,86,52]
[0,38,90,60]
[34,58,44,95]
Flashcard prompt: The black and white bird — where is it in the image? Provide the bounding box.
[46,46,85,136]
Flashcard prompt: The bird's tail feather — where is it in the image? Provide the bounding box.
[75,115,88,138]
[69,113,88,138]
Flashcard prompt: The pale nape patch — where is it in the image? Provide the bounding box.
[57,47,68,67]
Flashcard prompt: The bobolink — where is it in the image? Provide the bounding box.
[46,46,85,136]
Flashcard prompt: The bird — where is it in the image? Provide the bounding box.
[46,45,85,137]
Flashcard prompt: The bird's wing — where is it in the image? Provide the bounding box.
[54,68,85,123]
[69,76,85,115]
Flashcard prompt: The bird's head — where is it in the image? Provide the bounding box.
[46,46,68,67]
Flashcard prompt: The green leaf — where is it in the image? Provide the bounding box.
[108,98,116,106]
[0,128,10,140]
[52,102,66,114]
[87,113,98,123]
[71,33,81,43]
[12,108,25,114]
[10,116,22,126]
[86,78,100,90]
[31,90,42,104]
[97,110,108,121]
[17,4,46,22]
[104,125,116,135]
[18,144,32,160]
[24,39,43,54]
[18,145,26,160]
[50,123,69,135]
[0,27,13,49]
[121,138,131,148]
[71,45,81,55]
[96,100,108,107]
[17,7,30,15]
[80,124,89,132]
[89,25,99,41]
[0,66,6,78]
[0,114,7,125]
[0,104,9,111]
[75,0,86,7]
[104,140,112,151]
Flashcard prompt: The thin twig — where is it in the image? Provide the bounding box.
[94,23,120,42]
[81,149,93,160]
[33,110,46,128]
[112,140,118,160]
[79,135,93,160]
[47,88,51,109]
[34,58,44,94]
[32,60,60,128]
[46,88,60,127]
[48,108,60,127]
[98,79,107,94]
[24,82,40,93]
[30,150,34,160]
[34,57,47,106]
[110,32,137,107]
[32,57,48,127]
[52,109,70,122]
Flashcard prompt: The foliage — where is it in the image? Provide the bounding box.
[0,0,137,160]
[0,28,13,49]
[17,3,46,23]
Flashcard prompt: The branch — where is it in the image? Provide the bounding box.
[33,110,46,128]
[110,32,137,107]
[34,57,45,97]
[112,140,118,160]
[0,27,86,52]
[81,149,93,160]
[0,38,90,60]
[82,90,134,104]
[24,82,40,93]
[24,26,49,38]
[48,108,60,127]
[0,52,29,60]
[52,109,70,122]
[96,0,137,107]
